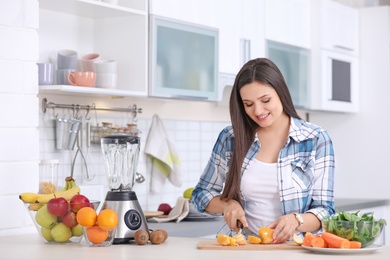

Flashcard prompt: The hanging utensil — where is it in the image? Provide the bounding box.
[70,120,92,180]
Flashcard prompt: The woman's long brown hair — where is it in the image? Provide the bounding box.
[220,58,301,204]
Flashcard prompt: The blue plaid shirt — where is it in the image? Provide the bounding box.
[192,117,335,222]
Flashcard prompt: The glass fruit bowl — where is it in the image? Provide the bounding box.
[83,226,116,247]
[323,219,385,248]
[24,200,100,244]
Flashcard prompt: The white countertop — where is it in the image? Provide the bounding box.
[0,234,389,260]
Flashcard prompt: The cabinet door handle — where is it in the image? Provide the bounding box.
[240,38,251,66]
[333,45,354,51]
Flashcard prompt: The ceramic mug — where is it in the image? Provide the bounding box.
[67,71,96,87]
[79,53,100,72]
[37,63,54,85]
[95,60,117,74]
[95,73,117,89]
[57,50,78,70]
[56,69,75,85]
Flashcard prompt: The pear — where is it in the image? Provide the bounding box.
[41,227,54,242]
[35,205,57,229]
[51,223,72,243]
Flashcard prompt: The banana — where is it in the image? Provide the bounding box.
[19,176,80,203]
[19,192,42,203]
[36,180,80,203]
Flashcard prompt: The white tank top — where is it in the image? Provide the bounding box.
[241,158,282,231]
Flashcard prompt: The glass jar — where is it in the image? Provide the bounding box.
[39,159,59,194]
[101,122,113,137]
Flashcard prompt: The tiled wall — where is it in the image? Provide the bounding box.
[39,112,230,213]
[0,0,40,236]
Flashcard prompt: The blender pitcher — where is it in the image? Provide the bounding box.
[101,135,140,191]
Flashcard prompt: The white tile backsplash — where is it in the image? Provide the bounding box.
[38,113,229,214]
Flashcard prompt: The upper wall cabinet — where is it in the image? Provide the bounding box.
[148,15,219,100]
[320,0,359,56]
[38,0,148,97]
[265,0,311,49]
[150,0,265,80]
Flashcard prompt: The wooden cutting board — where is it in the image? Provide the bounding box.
[197,240,303,250]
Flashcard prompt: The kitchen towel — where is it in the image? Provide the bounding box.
[150,197,190,223]
[144,114,182,193]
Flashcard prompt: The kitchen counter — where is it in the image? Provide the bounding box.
[1,234,389,260]
[148,198,390,238]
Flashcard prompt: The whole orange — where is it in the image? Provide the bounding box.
[76,207,97,227]
[97,209,118,231]
[86,225,108,244]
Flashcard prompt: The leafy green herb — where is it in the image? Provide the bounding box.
[323,211,387,247]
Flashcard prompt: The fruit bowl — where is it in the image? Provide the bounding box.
[83,226,116,247]
[323,220,385,248]
[24,200,100,244]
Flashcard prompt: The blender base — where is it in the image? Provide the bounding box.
[113,238,133,245]
[102,190,149,244]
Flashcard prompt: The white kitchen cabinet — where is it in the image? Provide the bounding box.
[265,0,311,49]
[320,0,359,56]
[309,0,360,113]
[311,50,359,113]
[149,0,216,28]
[38,0,148,97]
[148,15,219,100]
[267,41,310,109]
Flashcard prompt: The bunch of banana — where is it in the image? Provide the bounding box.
[19,177,81,204]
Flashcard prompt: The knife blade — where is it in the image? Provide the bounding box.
[236,220,259,238]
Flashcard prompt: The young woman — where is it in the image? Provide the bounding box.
[192,58,335,243]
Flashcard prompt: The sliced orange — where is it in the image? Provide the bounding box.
[217,234,231,246]
[292,233,304,245]
[248,235,261,244]
[259,227,274,244]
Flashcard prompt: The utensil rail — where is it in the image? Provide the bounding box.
[41,97,142,119]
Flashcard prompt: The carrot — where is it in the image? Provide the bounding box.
[311,236,327,248]
[321,231,350,248]
[303,234,313,247]
[349,241,362,249]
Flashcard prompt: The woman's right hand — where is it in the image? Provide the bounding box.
[223,199,247,232]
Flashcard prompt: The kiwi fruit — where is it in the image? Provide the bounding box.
[134,229,149,245]
[155,229,168,242]
[150,230,166,245]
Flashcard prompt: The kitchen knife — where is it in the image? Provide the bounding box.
[237,220,259,238]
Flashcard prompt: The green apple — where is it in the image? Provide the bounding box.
[35,205,57,229]
[41,227,53,242]
[51,223,72,243]
[71,224,83,237]
[183,187,194,199]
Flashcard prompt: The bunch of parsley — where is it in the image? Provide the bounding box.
[324,211,387,246]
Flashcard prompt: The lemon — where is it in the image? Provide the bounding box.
[292,233,304,245]
[183,187,194,199]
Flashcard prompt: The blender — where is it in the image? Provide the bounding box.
[101,135,149,244]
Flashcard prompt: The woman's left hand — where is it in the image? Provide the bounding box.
[267,214,299,243]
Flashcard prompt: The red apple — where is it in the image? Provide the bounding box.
[47,197,69,217]
[70,194,90,213]
[158,203,172,215]
[62,210,77,228]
